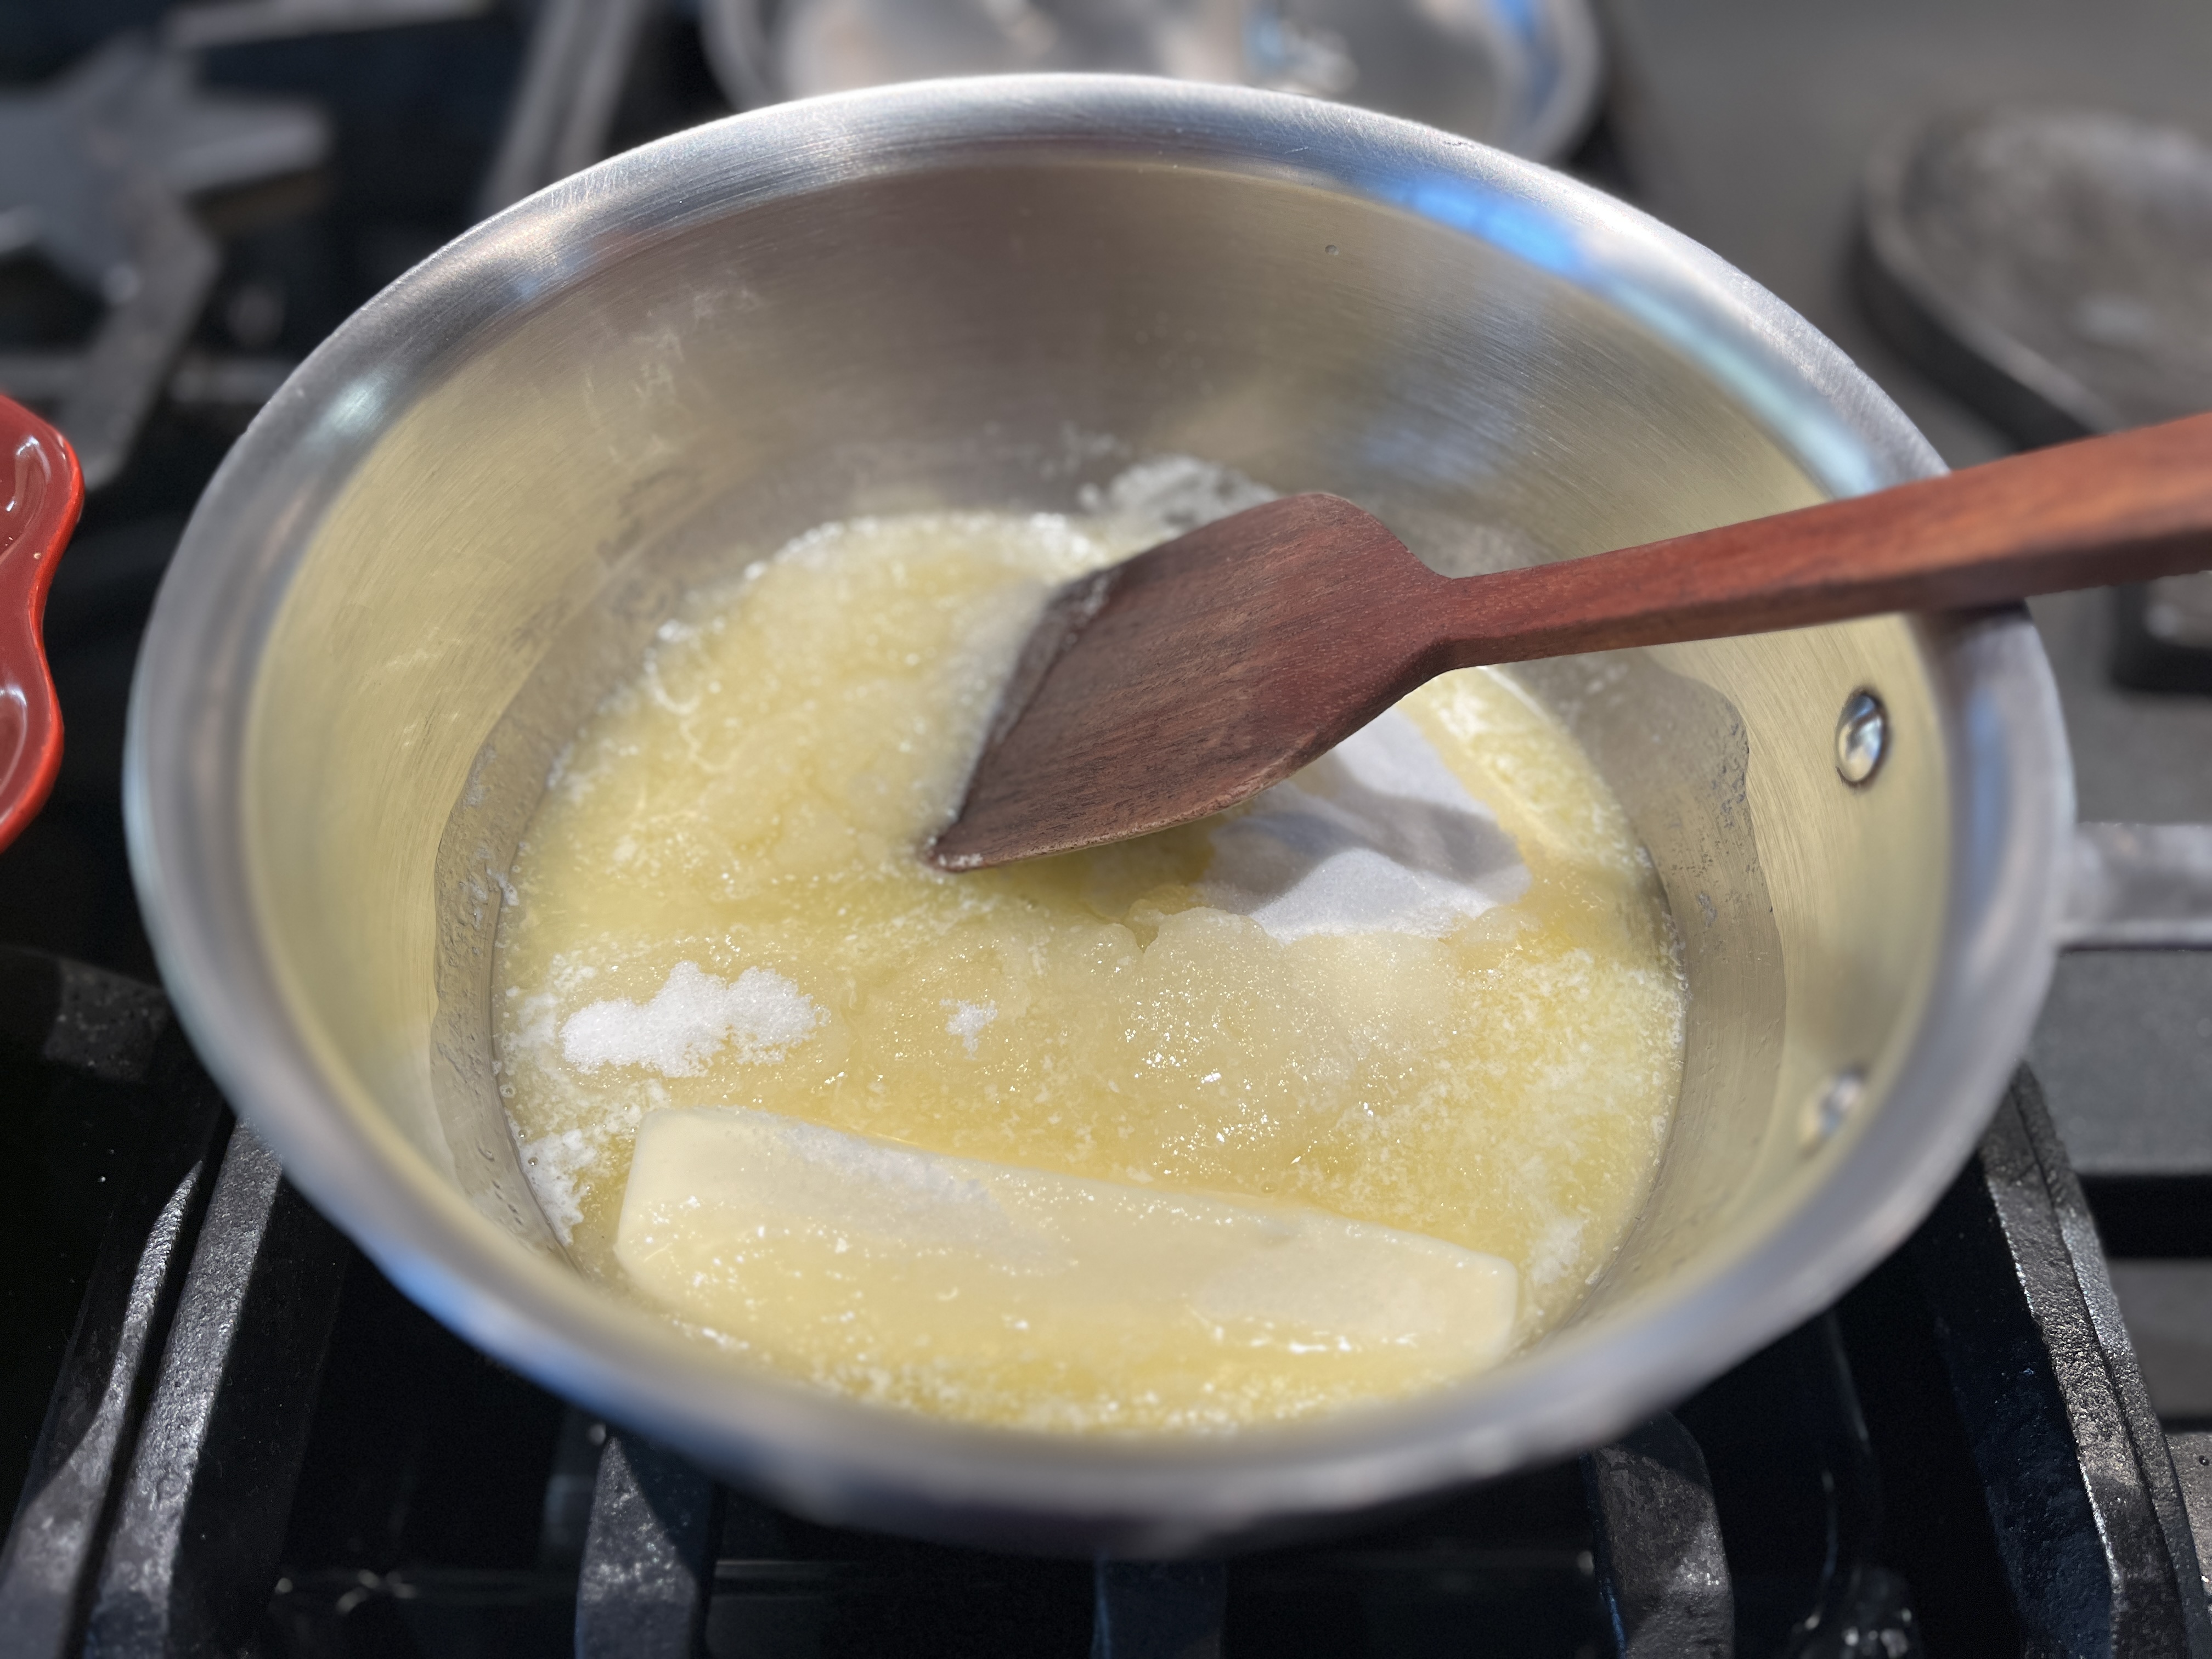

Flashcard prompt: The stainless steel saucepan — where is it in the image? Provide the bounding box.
[123,75,2212,1555]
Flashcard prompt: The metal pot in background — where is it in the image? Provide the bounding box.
[1858,105,2212,695]
[123,77,2212,1555]
[698,0,1603,162]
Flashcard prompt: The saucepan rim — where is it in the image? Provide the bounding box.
[122,74,2071,1551]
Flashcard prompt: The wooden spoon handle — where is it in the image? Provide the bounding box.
[1436,411,2212,669]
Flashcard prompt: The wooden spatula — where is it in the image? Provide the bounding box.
[927,411,2212,871]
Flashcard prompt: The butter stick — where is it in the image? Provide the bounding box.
[615,1107,1518,1430]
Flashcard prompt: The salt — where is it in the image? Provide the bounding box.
[942,999,997,1054]
[560,961,823,1077]
[520,1125,595,1241]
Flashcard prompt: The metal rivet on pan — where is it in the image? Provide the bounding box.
[1834,690,1888,786]
[1801,1067,1867,1148]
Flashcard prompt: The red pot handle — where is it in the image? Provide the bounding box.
[0,394,82,854]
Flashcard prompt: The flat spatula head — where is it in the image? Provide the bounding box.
[926,493,1449,870]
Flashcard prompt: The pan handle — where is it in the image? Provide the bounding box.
[2059,821,2212,950]
[0,395,84,854]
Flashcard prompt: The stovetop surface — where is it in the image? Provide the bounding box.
[0,3,2208,1655]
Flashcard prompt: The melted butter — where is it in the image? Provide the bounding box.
[494,491,1686,1432]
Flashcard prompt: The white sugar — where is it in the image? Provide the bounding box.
[560,960,822,1076]
[942,998,997,1054]
[1200,709,1530,943]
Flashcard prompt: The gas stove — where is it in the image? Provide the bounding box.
[1,4,2207,1655]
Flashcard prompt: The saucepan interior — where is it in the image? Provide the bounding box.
[127,77,2069,1553]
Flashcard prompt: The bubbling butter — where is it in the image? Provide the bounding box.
[493,465,1686,1432]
